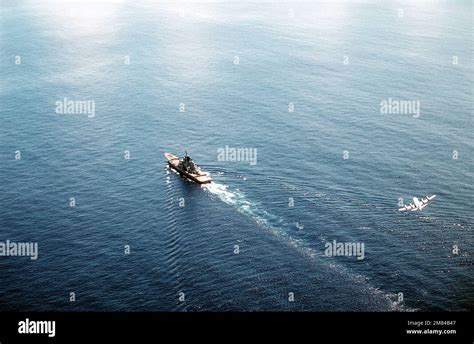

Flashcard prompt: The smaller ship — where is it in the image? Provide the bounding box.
[398,195,436,211]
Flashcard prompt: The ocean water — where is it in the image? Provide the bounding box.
[0,0,472,311]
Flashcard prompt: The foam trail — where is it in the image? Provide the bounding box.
[202,181,413,311]
[202,182,239,206]
[202,182,281,226]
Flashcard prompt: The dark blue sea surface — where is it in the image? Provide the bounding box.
[0,1,472,311]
